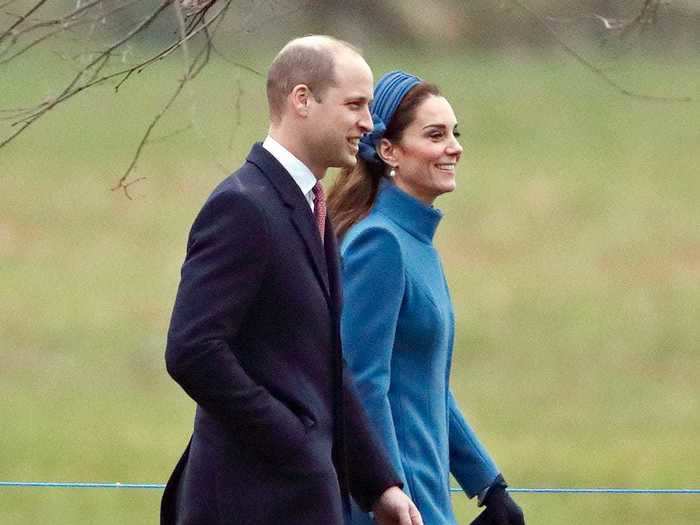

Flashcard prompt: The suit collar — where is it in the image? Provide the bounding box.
[262,136,317,200]
[246,143,307,209]
[246,144,331,299]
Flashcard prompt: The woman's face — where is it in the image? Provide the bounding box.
[388,95,463,205]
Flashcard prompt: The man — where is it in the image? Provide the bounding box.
[161,36,422,525]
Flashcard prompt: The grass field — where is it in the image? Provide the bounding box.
[1,44,699,524]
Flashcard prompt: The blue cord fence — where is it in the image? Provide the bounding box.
[1,481,699,495]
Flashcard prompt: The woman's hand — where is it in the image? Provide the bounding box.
[470,477,525,525]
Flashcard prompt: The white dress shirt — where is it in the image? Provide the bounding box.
[262,136,318,212]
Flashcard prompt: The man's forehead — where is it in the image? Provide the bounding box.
[334,82,373,101]
[334,59,372,86]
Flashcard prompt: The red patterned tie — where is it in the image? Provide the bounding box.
[312,181,326,243]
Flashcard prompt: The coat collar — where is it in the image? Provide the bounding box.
[246,143,331,300]
[374,181,443,244]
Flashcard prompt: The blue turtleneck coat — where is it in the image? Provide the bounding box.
[341,183,499,525]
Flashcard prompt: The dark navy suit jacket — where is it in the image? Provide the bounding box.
[161,144,400,524]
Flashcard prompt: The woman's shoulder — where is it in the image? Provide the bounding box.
[339,217,406,284]
[342,214,402,251]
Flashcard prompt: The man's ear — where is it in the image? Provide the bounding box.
[290,84,312,117]
[378,138,399,168]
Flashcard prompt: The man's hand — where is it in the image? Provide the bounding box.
[372,486,423,525]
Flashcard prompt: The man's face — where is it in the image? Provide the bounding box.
[306,51,374,176]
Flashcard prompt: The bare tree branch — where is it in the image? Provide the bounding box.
[0,0,144,64]
[2,0,694,198]
[620,0,663,39]
[542,0,668,35]
[111,0,235,197]
[0,0,48,45]
[508,0,692,103]
[1,0,249,158]
[148,124,193,144]
[0,1,175,149]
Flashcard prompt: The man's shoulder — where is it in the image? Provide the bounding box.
[215,156,264,189]
[194,144,289,226]
[207,159,273,206]
[187,160,270,226]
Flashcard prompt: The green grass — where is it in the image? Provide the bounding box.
[1,46,699,524]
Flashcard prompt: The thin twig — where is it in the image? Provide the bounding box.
[83,52,111,85]
[50,0,174,107]
[110,50,207,198]
[1,0,174,147]
[209,42,263,77]
[3,0,288,159]
[0,0,49,45]
[0,0,144,64]
[111,0,223,198]
[110,0,231,91]
[507,0,692,103]
[147,124,193,143]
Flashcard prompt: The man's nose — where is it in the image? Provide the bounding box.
[359,107,373,133]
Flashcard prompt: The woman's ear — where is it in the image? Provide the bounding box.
[289,84,312,116]
[378,138,399,168]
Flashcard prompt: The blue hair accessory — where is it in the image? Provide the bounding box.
[358,113,387,163]
[358,70,422,164]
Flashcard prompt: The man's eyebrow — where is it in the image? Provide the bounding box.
[345,96,371,103]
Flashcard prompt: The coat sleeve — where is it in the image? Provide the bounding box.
[165,189,307,458]
[340,227,410,503]
[341,367,404,512]
[448,390,500,497]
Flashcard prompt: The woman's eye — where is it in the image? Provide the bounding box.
[453,131,461,138]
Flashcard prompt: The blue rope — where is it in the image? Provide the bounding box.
[0,482,166,490]
[1,482,698,494]
[453,487,700,494]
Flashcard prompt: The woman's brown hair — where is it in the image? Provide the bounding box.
[327,81,440,239]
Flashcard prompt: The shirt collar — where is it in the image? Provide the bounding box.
[262,135,317,199]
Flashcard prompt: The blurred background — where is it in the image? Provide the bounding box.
[1,0,699,523]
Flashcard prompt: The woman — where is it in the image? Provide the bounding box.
[328,71,525,525]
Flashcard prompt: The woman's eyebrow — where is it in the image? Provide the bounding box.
[422,123,459,130]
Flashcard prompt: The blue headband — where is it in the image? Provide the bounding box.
[358,70,421,164]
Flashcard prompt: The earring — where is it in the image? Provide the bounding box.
[388,167,396,178]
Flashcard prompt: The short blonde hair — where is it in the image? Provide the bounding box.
[266,36,361,123]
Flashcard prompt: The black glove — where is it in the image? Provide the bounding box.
[469,475,525,525]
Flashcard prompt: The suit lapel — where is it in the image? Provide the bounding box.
[290,205,331,297]
[246,144,331,301]
[323,216,342,317]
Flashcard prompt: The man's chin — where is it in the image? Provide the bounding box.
[336,154,358,170]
